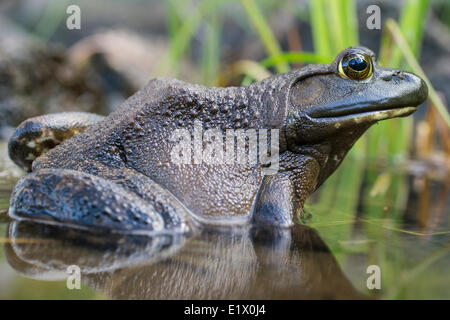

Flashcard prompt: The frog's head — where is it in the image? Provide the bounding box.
[284,46,427,186]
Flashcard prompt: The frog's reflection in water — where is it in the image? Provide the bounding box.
[4,222,364,299]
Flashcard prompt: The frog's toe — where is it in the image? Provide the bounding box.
[8,169,191,235]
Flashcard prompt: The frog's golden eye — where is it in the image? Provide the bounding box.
[338,53,373,81]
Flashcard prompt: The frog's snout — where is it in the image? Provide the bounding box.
[378,69,428,107]
[413,75,428,106]
[404,71,428,108]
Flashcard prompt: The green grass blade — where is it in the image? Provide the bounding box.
[328,0,346,53]
[33,0,70,40]
[261,51,330,66]
[308,0,332,59]
[239,0,289,74]
[240,52,328,85]
[164,0,185,41]
[386,19,450,127]
[156,0,226,77]
[201,12,222,85]
[341,0,359,47]
[391,0,430,68]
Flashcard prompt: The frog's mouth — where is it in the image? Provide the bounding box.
[306,102,419,123]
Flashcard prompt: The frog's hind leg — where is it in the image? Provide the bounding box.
[8,167,193,235]
[8,112,104,171]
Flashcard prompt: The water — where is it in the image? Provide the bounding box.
[0,144,448,299]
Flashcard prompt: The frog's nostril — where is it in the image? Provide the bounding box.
[380,72,393,81]
[394,71,406,80]
[381,70,406,82]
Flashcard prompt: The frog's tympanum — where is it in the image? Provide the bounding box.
[8,47,428,234]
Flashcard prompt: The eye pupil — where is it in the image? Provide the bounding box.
[348,57,367,71]
[338,52,373,80]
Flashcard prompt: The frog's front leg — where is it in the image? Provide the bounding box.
[252,152,320,227]
[8,112,104,171]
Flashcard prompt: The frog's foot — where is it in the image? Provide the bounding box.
[253,154,320,228]
[8,168,192,235]
[8,112,104,171]
[253,174,296,228]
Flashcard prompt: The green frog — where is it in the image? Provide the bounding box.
[7,47,428,234]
